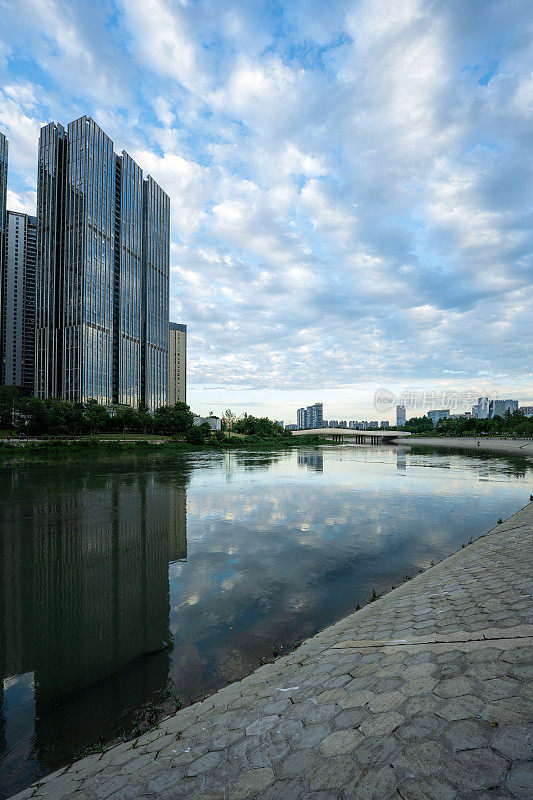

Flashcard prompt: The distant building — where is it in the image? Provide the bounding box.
[396,405,406,426]
[472,397,489,419]
[275,420,284,428]
[368,421,379,429]
[380,421,389,429]
[519,406,533,417]
[297,402,323,429]
[338,420,347,428]
[193,416,221,431]
[285,423,298,431]
[428,409,450,426]
[488,399,518,418]
[329,420,338,428]
[321,420,329,428]
[168,322,186,404]
[1,211,37,390]
[297,407,307,429]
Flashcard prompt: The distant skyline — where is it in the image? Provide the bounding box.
[1,0,532,420]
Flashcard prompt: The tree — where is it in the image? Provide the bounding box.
[0,386,19,429]
[85,400,111,434]
[223,409,240,438]
[185,421,211,444]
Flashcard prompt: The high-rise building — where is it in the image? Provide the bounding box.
[35,116,169,409]
[488,399,518,418]
[428,409,450,426]
[396,405,406,426]
[472,397,489,419]
[0,131,8,370]
[168,322,186,404]
[1,212,37,390]
[297,407,307,429]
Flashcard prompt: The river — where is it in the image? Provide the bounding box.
[0,443,531,797]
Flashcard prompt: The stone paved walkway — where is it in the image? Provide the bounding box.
[11,503,533,800]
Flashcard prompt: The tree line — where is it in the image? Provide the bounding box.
[0,388,292,442]
[400,409,533,437]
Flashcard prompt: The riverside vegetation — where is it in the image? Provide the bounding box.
[0,386,324,457]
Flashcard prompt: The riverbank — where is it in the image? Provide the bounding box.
[11,501,533,800]
[0,433,328,461]
[396,435,533,457]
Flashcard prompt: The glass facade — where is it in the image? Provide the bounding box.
[1,212,37,389]
[142,176,170,410]
[35,122,66,398]
[0,131,8,373]
[35,117,169,409]
[114,152,143,406]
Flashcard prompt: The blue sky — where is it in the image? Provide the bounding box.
[1,0,532,422]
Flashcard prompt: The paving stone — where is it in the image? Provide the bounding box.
[359,710,404,736]
[332,706,369,729]
[402,676,438,696]
[446,748,509,791]
[397,713,443,741]
[352,734,400,766]
[436,695,484,721]
[505,762,533,800]
[319,729,364,755]
[306,755,356,790]
[403,693,441,715]
[338,689,374,708]
[440,717,494,750]
[395,776,457,800]
[482,697,533,725]
[185,751,222,777]
[492,723,533,760]
[228,767,274,800]
[477,677,522,701]
[258,778,305,800]
[277,748,319,777]
[342,764,396,799]
[392,741,447,776]
[291,722,331,749]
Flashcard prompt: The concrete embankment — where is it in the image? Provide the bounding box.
[395,436,533,457]
[10,503,533,800]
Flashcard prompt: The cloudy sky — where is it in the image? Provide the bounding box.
[1,0,532,422]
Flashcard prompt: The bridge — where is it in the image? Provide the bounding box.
[291,428,411,444]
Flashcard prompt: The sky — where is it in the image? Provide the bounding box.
[0,0,532,423]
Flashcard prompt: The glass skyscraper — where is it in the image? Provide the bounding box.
[1,212,37,390]
[35,116,170,409]
[0,131,8,372]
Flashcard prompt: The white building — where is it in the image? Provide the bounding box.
[193,416,222,431]
[489,399,518,418]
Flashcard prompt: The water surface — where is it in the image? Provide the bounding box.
[0,443,531,797]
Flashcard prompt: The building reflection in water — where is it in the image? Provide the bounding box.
[0,463,188,794]
[297,451,324,473]
[396,447,407,472]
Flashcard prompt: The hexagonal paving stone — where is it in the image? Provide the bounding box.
[476,677,522,700]
[433,676,474,698]
[482,697,533,725]
[492,723,533,760]
[436,695,484,721]
[402,676,439,696]
[397,713,443,742]
[319,728,364,755]
[359,711,404,736]
[352,734,400,766]
[367,690,405,713]
[395,776,457,800]
[440,717,494,751]
[392,740,447,776]
[446,747,509,791]
[342,764,396,799]
[506,762,533,800]
[333,707,369,729]
[306,754,356,791]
